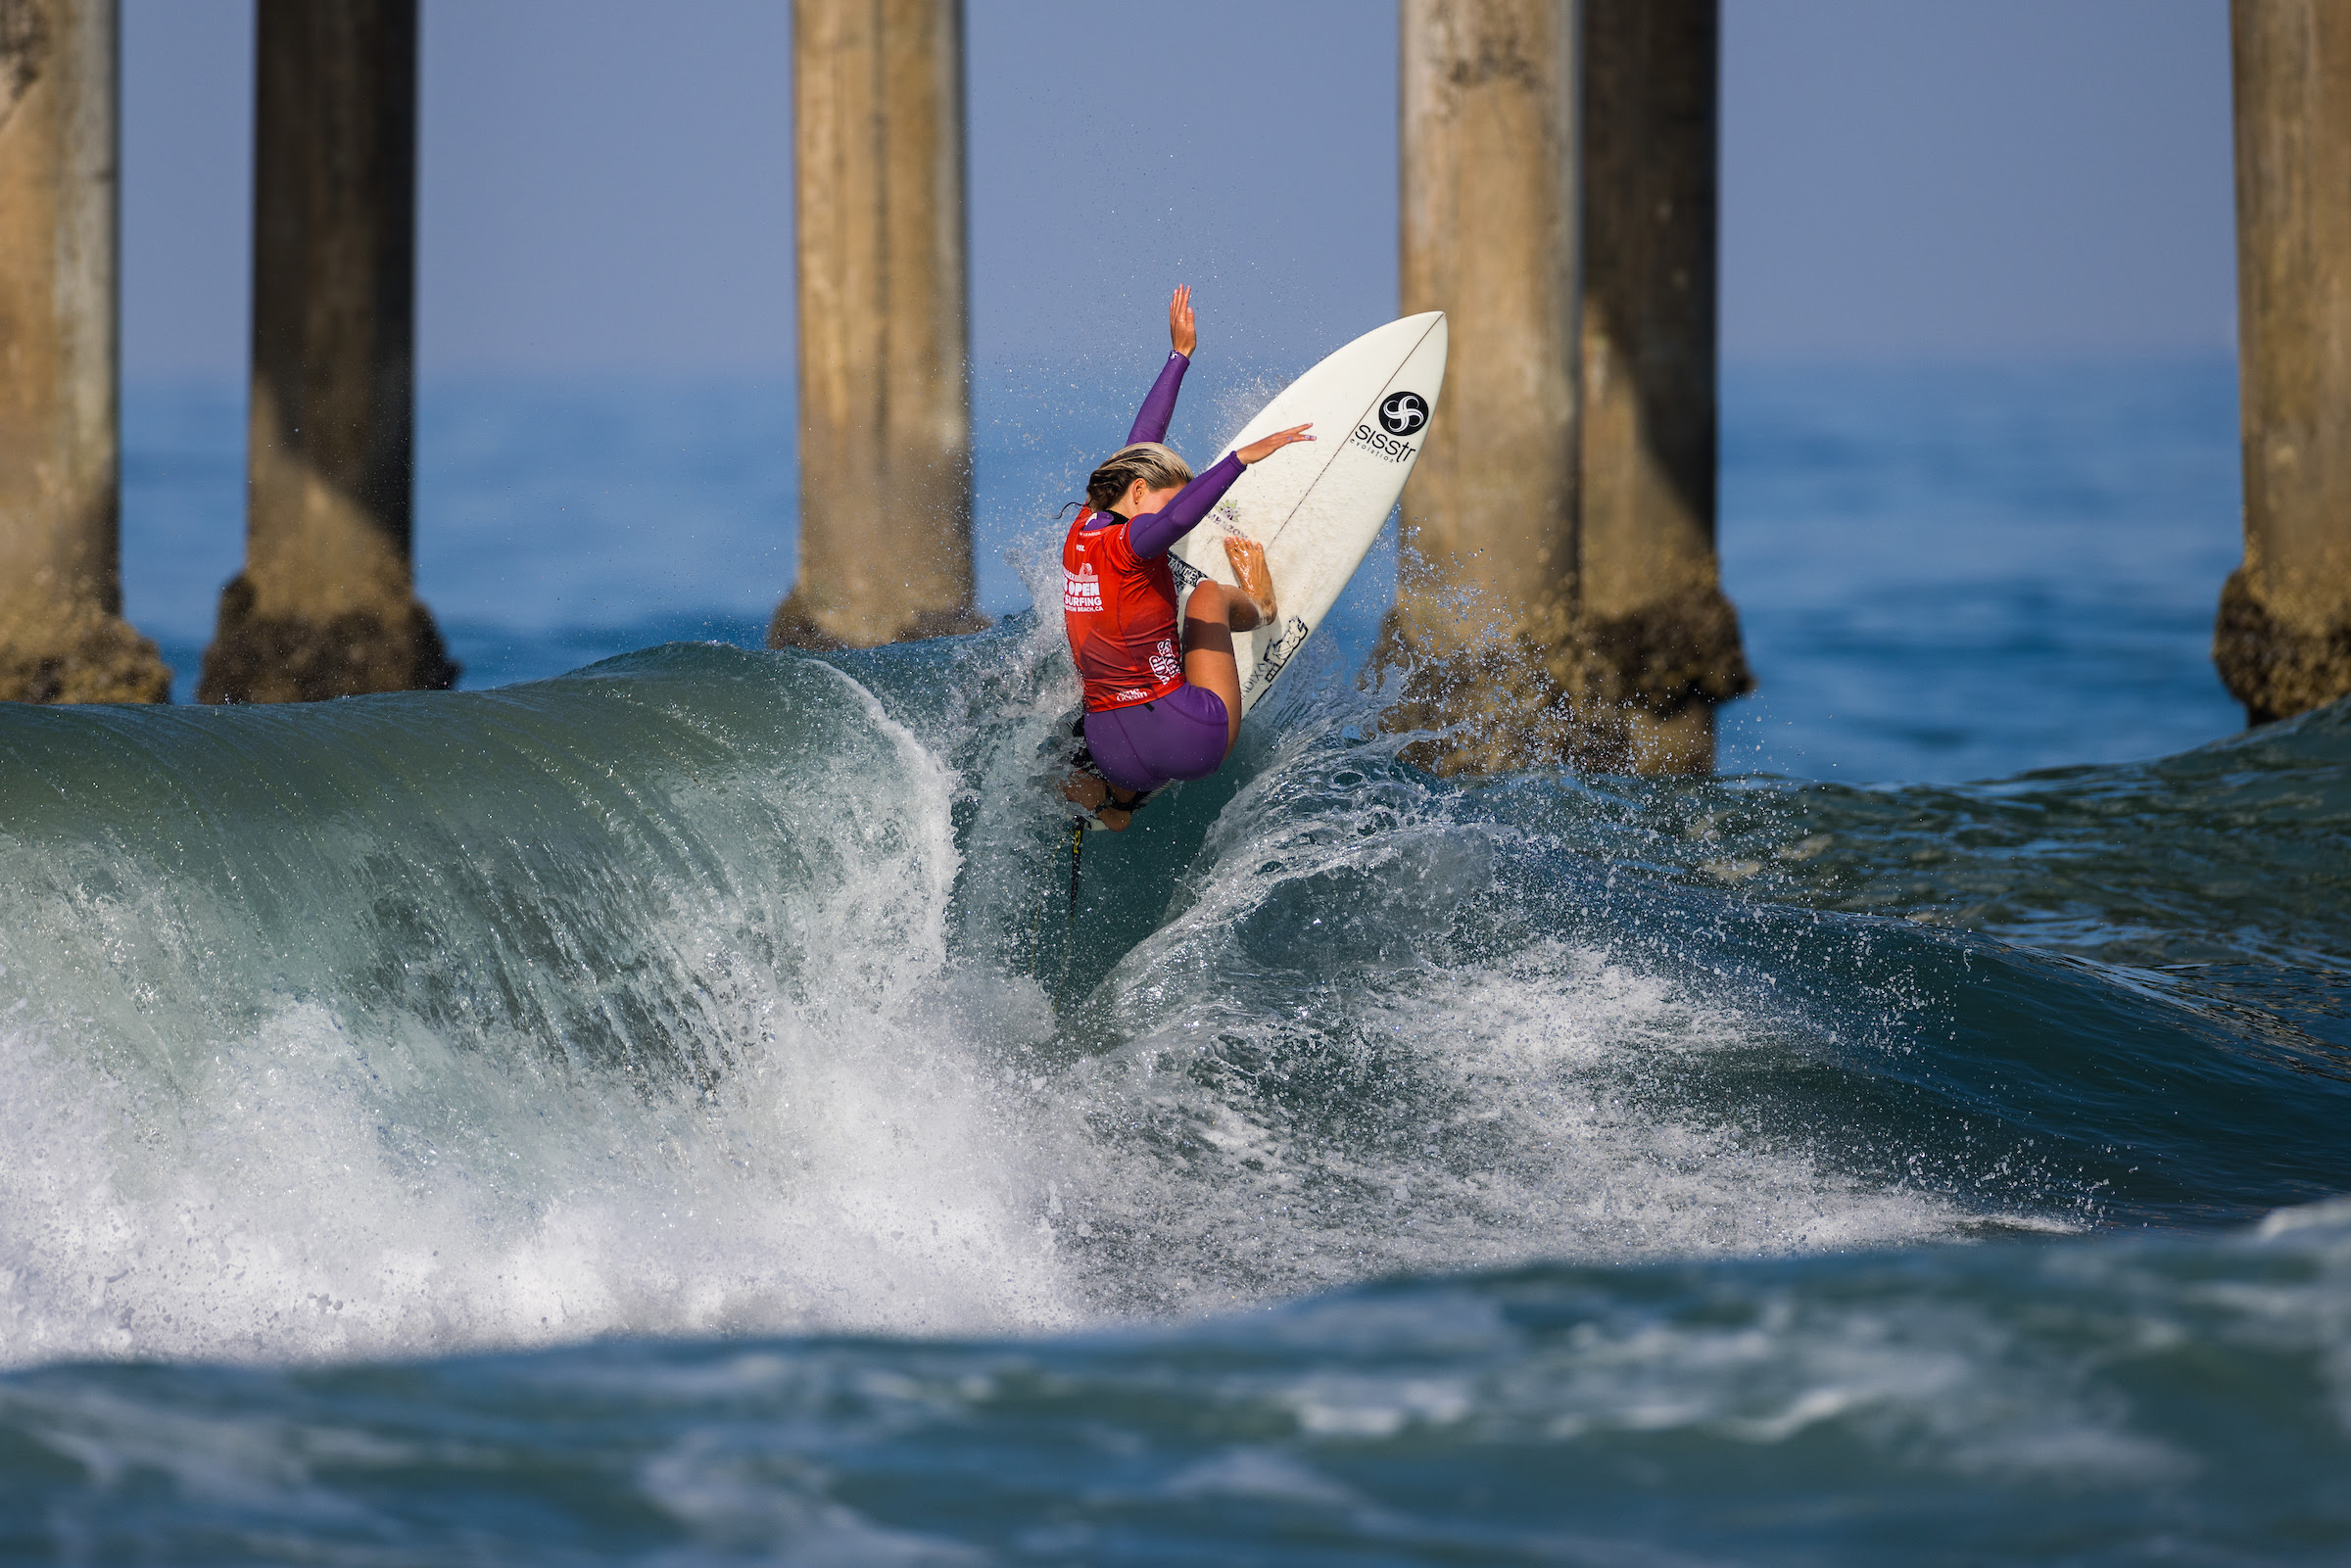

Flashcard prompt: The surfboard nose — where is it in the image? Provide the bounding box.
[1407,312,1449,393]
[1401,310,1448,362]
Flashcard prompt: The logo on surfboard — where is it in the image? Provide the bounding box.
[1378,391,1429,436]
[1243,616,1314,696]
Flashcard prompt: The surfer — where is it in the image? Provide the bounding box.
[1062,286,1315,830]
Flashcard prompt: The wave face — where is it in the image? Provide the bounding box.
[2,616,2348,1558]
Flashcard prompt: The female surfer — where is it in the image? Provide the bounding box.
[1063,286,1315,830]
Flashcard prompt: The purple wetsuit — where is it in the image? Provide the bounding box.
[1080,352,1243,795]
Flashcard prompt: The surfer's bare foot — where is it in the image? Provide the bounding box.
[1223,537,1278,630]
[1060,771,1136,831]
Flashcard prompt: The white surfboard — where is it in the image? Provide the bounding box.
[1173,312,1449,714]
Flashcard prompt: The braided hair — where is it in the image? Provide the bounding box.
[1084,442,1194,514]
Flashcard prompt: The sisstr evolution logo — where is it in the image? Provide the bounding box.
[1352,389,1429,464]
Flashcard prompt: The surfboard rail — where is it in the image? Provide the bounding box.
[1173,312,1450,715]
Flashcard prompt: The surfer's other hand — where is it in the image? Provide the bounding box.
[1170,285,1197,358]
[1234,422,1314,464]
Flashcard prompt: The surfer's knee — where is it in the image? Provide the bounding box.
[1184,580,1230,625]
[1184,584,1237,650]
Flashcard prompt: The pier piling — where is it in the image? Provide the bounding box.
[1384,0,1745,775]
[2218,0,2351,725]
[199,0,454,704]
[0,0,169,704]
[1577,0,1749,771]
[1383,0,1587,775]
[770,0,984,650]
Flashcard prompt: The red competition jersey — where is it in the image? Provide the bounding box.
[1063,506,1186,712]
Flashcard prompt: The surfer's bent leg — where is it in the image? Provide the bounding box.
[1181,540,1278,754]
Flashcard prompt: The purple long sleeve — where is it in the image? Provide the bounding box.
[1129,452,1245,558]
[1127,352,1189,446]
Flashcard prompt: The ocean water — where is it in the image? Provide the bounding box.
[121,356,2249,784]
[1,358,2342,1563]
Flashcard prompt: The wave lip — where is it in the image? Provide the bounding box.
[0,646,1076,1364]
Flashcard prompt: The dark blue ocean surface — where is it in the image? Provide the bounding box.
[1,358,2335,1563]
[1715,360,2245,783]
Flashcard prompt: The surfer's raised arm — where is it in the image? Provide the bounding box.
[1127,285,1199,445]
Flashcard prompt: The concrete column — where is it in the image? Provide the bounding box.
[1578,0,1749,773]
[1384,0,1586,775]
[2217,0,2351,724]
[771,0,984,650]
[198,0,454,704]
[0,0,168,703]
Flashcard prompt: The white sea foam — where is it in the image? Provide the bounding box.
[0,964,1081,1368]
[1031,927,1963,1321]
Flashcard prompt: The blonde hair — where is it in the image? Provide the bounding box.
[1085,442,1193,513]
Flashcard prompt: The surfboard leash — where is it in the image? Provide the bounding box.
[1027,873,1044,980]
[1053,819,1084,1010]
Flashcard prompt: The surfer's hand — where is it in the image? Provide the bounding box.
[1235,423,1314,464]
[1170,285,1196,357]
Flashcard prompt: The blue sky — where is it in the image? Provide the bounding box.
[122,0,2233,379]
